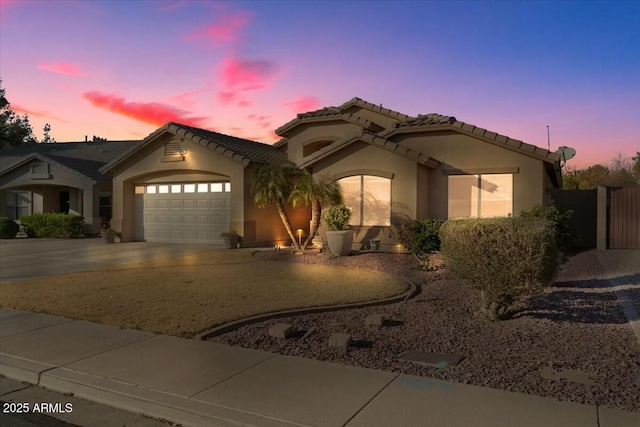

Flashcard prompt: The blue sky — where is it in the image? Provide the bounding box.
[1,0,638,167]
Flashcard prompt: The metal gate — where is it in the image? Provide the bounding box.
[608,187,640,249]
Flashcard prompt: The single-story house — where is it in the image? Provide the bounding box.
[274,97,562,250]
[0,139,139,234]
[2,97,562,249]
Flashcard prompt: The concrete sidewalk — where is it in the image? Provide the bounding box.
[1,308,638,427]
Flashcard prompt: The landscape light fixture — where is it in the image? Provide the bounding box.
[296,229,303,247]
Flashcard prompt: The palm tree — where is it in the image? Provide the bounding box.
[290,170,342,251]
[251,163,302,250]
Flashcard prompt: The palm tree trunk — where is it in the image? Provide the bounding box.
[276,200,301,250]
[302,199,321,251]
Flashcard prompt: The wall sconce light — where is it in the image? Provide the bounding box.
[180,148,188,156]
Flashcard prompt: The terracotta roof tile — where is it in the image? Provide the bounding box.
[392,114,457,129]
[173,123,287,166]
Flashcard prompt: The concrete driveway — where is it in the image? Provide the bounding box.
[0,238,221,283]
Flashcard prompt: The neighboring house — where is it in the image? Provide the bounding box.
[0,139,139,234]
[100,123,308,245]
[275,97,562,250]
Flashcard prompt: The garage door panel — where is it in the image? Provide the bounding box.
[211,199,226,209]
[138,181,230,244]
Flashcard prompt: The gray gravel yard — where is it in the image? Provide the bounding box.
[208,249,640,413]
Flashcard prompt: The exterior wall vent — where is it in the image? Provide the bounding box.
[162,140,185,162]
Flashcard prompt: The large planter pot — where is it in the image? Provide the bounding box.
[325,230,354,256]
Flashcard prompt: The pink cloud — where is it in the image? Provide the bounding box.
[82,91,207,127]
[220,58,278,91]
[11,103,68,122]
[170,89,212,108]
[217,91,237,104]
[237,99,253,108]
[184,10,251,47]
[284,95,321,113]
[38,62,85,77]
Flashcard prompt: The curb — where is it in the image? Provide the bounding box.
[196,278,418,340]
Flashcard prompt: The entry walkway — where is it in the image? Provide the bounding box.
[1,308,637,427]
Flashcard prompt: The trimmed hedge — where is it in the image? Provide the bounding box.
[0,218,19,239]
[520,204,577,252]
[440,217,557,320]
[19,213,84,238]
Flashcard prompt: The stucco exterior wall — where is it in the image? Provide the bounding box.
[242,167,310,247]
[285,122,366,166]
[396,131,547,218]
[109,134,246,242]
[311,141,419,249]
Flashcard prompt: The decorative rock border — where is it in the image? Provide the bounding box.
[196,278,418,340]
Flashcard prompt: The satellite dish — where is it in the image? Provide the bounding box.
[557,146,576,164]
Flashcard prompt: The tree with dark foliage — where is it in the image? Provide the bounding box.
[0,79,37,148]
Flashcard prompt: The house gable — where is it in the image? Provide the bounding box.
[0,153,97,191]
[102,122,286,175]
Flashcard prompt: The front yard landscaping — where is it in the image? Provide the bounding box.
[0,249,408,337]
[211,249,640,413]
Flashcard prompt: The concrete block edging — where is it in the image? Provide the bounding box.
[197,278,418,340]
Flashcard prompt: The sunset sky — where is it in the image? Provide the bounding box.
[1,0,638,168]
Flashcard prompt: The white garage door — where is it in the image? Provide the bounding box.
[134,182,231,244]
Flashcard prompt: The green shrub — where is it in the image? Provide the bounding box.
[0,218,19,239]
[323,205,352,231]
[520,204,577,252]
[440,217,557,320]
[399,218,444,253]
[398,218,444,269]
[19,213,84,238]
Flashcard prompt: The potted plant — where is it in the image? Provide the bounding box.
[220,230,239,249]
[323,205,353,256]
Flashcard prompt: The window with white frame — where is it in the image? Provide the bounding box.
[447,174,513,218]
[337,175,391,226]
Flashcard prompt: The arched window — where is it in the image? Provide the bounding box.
[337,175,391,226]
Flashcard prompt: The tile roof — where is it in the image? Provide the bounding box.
[383,114,561,163]
[392,113,457,128]
[101,122,287,173]
[0,140,139,182]
[339,97,412,121]
[173,123,287,166]
[275,97,408,137]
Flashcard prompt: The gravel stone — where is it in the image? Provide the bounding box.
[209,249,640,413]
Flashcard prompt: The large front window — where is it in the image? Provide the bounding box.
[337,175,391,226]
[448,174,513,218]
[6,191,32,220]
